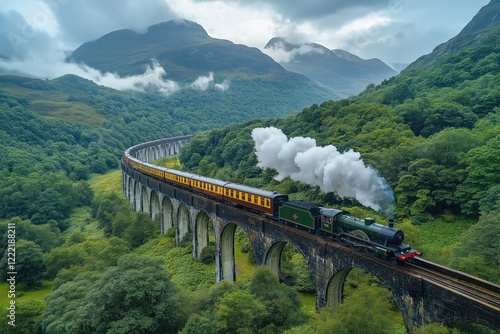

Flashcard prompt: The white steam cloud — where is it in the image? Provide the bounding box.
[251,127,394,211]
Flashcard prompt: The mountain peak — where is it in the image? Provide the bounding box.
[264,37,396,98]
[145,19,209,38]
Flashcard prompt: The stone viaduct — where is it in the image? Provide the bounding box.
[121,136,500,332]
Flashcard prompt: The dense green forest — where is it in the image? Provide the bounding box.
[0,8,499,332]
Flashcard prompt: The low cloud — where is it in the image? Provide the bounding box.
[264,40,325,63]
[215,79,230,91]
[0,55,180,95]
[88,59,180,94]
[191,72,230,91]
[191,72,214,90]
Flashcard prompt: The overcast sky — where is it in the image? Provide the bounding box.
[0,0,489,82]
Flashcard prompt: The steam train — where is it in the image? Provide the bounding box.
[123,153,421,263]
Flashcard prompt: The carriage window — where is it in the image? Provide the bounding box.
[265,199,270,207]
[254,196,258,204]
[260,198,264,205]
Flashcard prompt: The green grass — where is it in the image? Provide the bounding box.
[297,292,316,317]
[63,207,102,239]
[414,217,474,264]
[235,239,256,280]
[0,82,104,126]
[90,169,123,198]
[154,156,181,169]
[29,100,103,126]
[0,281,53,309]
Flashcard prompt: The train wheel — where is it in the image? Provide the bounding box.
[351,230,370,241]
[350,230,370,254]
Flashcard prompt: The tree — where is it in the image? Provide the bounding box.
[43,244,87,278]
[316,284,394,334]
[43,254,186,334]
[249,266,306,330]
[0,299,44,334]
[448,203,500,283]
[42,271,100,334]
[214,289,267,334]
[456,135,500,215]
[0,240,45,289]
[124,212,159,247]
[88,254,186,334]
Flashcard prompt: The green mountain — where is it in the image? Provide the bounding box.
[71,20,285,79]
[265,37,397,98]
[70,20,336,94]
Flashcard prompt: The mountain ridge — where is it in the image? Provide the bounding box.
[70,20,302,81]
[264,37,397,98]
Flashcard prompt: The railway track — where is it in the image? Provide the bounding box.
[406,257,500,311]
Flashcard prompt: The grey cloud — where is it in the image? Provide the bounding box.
[194,0,385,21]
[0,0,178,62]
[0,10,57,60]
[53,0,178,47]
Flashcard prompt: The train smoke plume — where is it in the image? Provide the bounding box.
[251,127,394,211]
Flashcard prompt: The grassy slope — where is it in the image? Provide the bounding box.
[0,80,104,127]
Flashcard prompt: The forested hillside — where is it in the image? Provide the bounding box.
[179,9,500,283]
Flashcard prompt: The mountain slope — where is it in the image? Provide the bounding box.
[407,0,500,69]
[264,38,397,98]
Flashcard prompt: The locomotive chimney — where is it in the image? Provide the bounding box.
[388,213,395,228]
